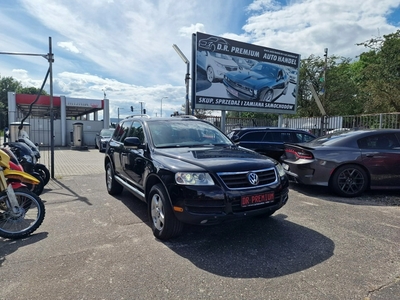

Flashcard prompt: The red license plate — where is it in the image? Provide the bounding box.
[241,192,275,207]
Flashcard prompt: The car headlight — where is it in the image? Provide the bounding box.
[175,172,214,186]
[275,163,286,177]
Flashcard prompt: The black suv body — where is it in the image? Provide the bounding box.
[104,117,289,240]
[227,127,316,160]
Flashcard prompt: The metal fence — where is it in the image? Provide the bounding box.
[202,112,400,135]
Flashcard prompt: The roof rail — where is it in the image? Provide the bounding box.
[171,114,197,119]
[125,114,151,119]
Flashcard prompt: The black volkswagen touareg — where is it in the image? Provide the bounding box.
[104,116,289,240]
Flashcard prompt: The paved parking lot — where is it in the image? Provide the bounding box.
[0,147,399,299]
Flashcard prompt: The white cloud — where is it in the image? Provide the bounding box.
[1,0,398,119]
[57,42,80,53]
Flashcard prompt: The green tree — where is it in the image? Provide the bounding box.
[0,76,23,129]
[356,30,400,112]
[0,76,49,129]
[18,86,48,96]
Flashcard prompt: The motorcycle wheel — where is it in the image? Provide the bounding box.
[25,173,45,196]
[34,164,50,186]
[0,187,46,239]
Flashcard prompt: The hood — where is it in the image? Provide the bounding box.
[212,56,237,67]
[226,70,275,85]
[153,146,276,173]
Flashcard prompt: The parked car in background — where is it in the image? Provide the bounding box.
[280,129,400,197]
[325,128,351,135]
[227,127,316,161]
[285,67,298,83]
[197,50,238,82]
[104,116,289,240]
[95,128,114,152]
[223,62,289,102]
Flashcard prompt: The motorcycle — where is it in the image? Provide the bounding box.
[0,148,46,239]
[17,137,50,186]
[3,128,50,186]
[1,145,45,196]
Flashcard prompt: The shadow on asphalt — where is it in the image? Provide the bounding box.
[40,179,92,205]
[0,232,48,267]
[115,190,335,279]
[288,182,400,206]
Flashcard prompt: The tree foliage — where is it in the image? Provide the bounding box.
[0,76,49,129]
[356,30,400,112]
[0,76,23,129]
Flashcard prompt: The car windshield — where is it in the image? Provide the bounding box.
[100,129,114,137]
[251,63,278,77]
[148,120,233,148]
[210,52,231,60]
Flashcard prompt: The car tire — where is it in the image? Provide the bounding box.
[330,164,368,197]
[260,89,274,102]
[105,162,123,195]
[149,183,183,240]
[34,163,50,186]
[26,172,45,196]
[206,66,215,83]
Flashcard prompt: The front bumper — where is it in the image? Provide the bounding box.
[168,178,289,225]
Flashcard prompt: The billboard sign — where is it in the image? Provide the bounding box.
[193,32,300,114]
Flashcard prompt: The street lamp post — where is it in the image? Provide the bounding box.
[160,96,168,117]
[117,107,124,123]
[172,44,190,115]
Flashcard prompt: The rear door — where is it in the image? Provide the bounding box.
[359,133,400,188]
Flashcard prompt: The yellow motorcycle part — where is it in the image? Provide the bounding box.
[0,149,11,168]
[3,169,40,185]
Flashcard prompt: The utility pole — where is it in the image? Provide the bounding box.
[322,48,328,135]
[172,44,190,115]
[139,101,144,114]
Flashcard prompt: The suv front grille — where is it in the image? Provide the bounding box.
[217,168,278,190]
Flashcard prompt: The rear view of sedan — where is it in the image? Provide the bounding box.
[280,129,400,197]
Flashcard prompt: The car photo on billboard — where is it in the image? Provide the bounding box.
[197,50,239,83]
[222,62,290,102]
[193,32,301,114]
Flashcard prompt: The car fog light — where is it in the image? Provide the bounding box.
[173,206,184,212]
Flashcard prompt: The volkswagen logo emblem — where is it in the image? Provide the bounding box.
[247,172,259,185]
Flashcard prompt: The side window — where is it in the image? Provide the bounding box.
[129,121,145,143]
[280,132,292,143]
[270,132,282,142]
[358,133,400,149]
[241,131,265,142]
[114,120,132,143]
[296,133,315,143]
[112,123,124,142]
[269,132,291,143]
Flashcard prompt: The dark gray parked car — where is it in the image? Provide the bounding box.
[281,129,400,197]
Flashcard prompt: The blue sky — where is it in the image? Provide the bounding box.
[1,0,399,119]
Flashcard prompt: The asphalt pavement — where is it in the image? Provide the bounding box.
[0,147,399,300]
